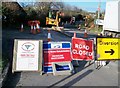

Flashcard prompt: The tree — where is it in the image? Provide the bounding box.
[2,2,27,27]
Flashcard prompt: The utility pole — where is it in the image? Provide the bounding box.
[98,0,101,19]
[97,0,101,32]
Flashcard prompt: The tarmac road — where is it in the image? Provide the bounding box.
[2,28,119,87]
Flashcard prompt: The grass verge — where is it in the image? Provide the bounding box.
[89,27,103,34]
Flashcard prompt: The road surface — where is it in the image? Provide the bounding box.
[2,28,119,87]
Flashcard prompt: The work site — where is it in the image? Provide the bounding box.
[0,0,120,87]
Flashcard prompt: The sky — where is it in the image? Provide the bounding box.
[64,2,106,12]
[16,0,108,12]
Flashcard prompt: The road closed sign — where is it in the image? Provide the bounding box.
[97,38,120,60]
[72,38,94,60]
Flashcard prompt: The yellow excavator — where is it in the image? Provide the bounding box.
[46,3,64,31]
[46,10,61,27]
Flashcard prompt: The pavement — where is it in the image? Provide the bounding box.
[2,60,119,87]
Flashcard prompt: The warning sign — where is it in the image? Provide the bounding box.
[44,49,72,66]
[12,39,43,73]
[71,38,94,60]
[43,42,72,73]
[97,38,120,60]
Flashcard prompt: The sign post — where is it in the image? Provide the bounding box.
[71,38,94,61]
[97,38,120,60]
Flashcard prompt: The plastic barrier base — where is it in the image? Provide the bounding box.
[52,62,74,76]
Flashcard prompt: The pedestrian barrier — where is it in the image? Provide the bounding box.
[28,20,40,34]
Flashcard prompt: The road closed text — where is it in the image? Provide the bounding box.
[72,38,93,60]
[72,44,93,56]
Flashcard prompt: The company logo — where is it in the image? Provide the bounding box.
[53,45,61,48]
[22,42,35,51]
[51,43,62,49]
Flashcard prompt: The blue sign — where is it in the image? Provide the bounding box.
[44,66,53,73]
[43,42,71,50]
[44,65,70,73]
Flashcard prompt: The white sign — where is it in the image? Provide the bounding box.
[12,39,43,73]
[95,19,104,25]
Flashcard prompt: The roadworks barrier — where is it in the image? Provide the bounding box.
[52,62,74,76]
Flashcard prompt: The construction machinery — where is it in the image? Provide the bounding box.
[46,10,61,27]
[46,3,64,31]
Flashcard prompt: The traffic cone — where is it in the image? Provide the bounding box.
[84,29,88,38]
[20,24,24,32]
[47,29,51,42]
[33,25,36,34]
[73,32,76,38]
[36,23,40,33]
[30,25,33,33]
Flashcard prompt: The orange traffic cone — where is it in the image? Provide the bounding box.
[20,24,24,32]
[47,29,51,42]
[33,25,36,34]
[30,25,33,33]
[36,23,40,33]
[73,32,76,38]
[84,29,88,38]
